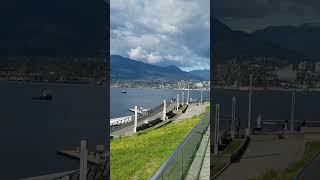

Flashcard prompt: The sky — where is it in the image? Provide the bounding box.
[110,0,210,71]
[0,0,107,56]
[214,0,320,32]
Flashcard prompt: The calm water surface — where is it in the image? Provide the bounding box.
[5,84,319,179]
[0,81,106,180]
[110,87,210,118]
[212,88,320,128]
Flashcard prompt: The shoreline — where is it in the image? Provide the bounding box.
[0,79,107,86]
[3,80,318,92]
[110,86,210,91]
[212,86,320,92]
[112,86,320,92]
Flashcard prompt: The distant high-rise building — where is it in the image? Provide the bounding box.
[315,62,320,73]
[275,65,297,82]
[298,61,308,71]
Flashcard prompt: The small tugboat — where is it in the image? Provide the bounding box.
[32,88,53,100]
[122,90,127,93]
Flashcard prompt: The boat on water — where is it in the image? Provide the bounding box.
[32,89,53,100]
[122,90,127,93]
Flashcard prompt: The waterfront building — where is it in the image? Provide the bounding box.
[298,61,308,71]
[315,62,320,73]
[275,65,297,82]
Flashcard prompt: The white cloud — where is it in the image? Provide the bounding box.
[128,46,146,60]
[128,46,163,64]
[110,0,210,70]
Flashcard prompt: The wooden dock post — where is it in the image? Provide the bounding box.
[134,105,138,133]
[80,140,88,180]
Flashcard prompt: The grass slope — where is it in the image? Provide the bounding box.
[250,141,320,180]
[110,107,209,180]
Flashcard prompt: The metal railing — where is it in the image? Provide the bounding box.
[54,170,79,180]
[150,112,210,180]
[110,102,172,131]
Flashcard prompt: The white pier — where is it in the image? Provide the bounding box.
[110,116,133,126]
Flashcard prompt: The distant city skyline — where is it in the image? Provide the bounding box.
[110,0,210,72]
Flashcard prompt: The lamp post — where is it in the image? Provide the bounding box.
[163,100,166,121]
[176,94,179,110]
[187,84,190,105]
[80,140,88,180]
[246,74,253,136]
[182,91,185,105]
[200,88,203,103]
[133,105,138,133]
[291,92,296,132]
[231,97,236,139]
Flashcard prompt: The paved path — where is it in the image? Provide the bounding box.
[199,138,210,179]
[297,153,320,180]
[296,132,320,180]
[175,103,208,122]
[185,126,210,180]
[217,135,305,180]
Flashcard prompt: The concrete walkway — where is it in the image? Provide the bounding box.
[296,132,320,180]
[297,153,320,180]
[199,139,210,179]
[185,126,210,180]
[216,134,305,180]
[175,103,208,122]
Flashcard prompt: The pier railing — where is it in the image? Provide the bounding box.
[53,171,79,180]
[110,101,171,130]
[150,112,210,180]
[138,101,171,121]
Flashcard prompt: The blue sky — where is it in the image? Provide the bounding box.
[110,0,210,71]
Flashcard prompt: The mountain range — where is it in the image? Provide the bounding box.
[189,69,210,80]
[110,55,207,81]
[252,23,320,59]
[213,19,302,60]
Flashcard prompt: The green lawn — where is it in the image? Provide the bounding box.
[110,106,209,180]
[250,141,320,180]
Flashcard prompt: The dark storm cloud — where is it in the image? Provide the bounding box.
[214,0,320,32]
[214,0,319,19]
[0,0,107,56]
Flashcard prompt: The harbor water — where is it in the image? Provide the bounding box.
[110,87,210,119]
[0,81,107,180]
[212,88,320,128]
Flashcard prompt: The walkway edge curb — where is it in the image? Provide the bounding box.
[295,143,320,180]
[211,161,231,179]
[211,136,251,179]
